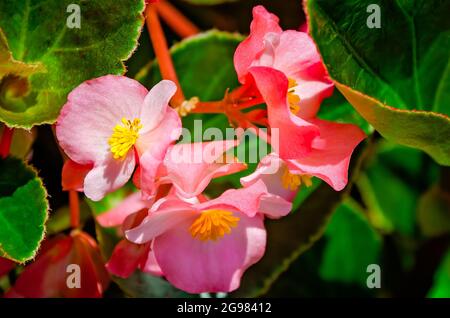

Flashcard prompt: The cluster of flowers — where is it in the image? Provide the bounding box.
[56,6,365,293]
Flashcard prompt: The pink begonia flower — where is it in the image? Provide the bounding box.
[56,75,181,201]
[234,5,334,120]
[247,67,365,195]
[96,141,247,279]
[125,180,291,293]
[234,6,365,196]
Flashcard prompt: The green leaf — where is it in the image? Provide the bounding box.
[0,157,48,262]
[356,144,419,236]
[306,0,450,165]
[319,199,382,286]
[0,0,145,128]
[417,184,450,238]
[428,248,450,298]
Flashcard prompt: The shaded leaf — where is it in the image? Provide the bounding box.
[417,184,450,238]
[0,157,48,262]
[428,248,450,298]
[319,199,382,286]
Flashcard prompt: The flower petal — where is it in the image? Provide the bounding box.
[287,119,366,191]
[196,180,268,218]
[153,213,266,293]
[97,191,151,227]
[136,108,182,199]
[83,152,136,201]
[56,75,147,164]
[106,239,150,278]
[140,80,177,134]
[61,159,92,192]
[234,5,282,83]
[248,66,319,159]
[161,141,247,198]
[125,200,197,244]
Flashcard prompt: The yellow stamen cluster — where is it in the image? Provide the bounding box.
[288,78,301,114]
[281,168,312,191]
[176,96,199,117]
[189,209,240,241]
[108,118,142,159]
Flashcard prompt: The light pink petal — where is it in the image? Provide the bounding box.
[153,213,266,293]
[83,152,136,201]
[61,160,92,192]
[140,80,177,134]
[125,204,197,244]
[287,119,365,191]
[268,30,333,119]
[135,108,182,199]
[97,192,151,227]
[139,248,163,277]
[161,141,247,198]
[241,153,297,202]
[196,180,268,218]
[234,5,282,83]
[106,240,150,278]
[248,66,319,159]
[291,78,334,119]
[56,75,147,164]
[258,195,292,219]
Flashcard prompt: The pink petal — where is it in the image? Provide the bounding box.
[153,213,266,293]
[139,247,163,277]
[83,152,136,201]
[97,192,151,227]
[287,119,365,191]
[106,239,150,278]
[196,180,268,218]
[241,153,296,202]
[136,108,182,199]
[125,201,197,244]
[248,66,319,159]
[234,5,282,83]
[56,75,147,165]
[161,141,247,198]
[61,160,92,192]
[140,80,177,134]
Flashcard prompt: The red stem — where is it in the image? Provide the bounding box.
[156,1,200,38]
[0,126,14,159]
[69,190,80,228]
[146,4,185,107]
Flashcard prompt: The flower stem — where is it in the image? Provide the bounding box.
[146,4,185,107]
[69,190,80,229]
[0,126,14,159]
[155,1,199,38]
[191,101,224,113]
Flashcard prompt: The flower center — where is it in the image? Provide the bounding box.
[108,118,142,159]
[287,78,301,114]
[281,168,312,191]
[189,209,240,242]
